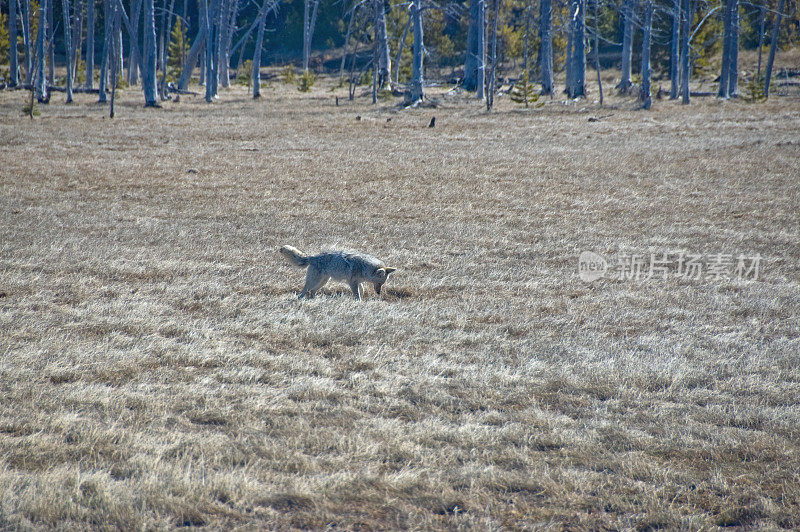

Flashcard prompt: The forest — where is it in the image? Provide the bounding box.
[1,0,798,106]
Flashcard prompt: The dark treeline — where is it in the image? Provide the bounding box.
[2,0,798,105]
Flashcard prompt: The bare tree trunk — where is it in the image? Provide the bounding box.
[571,0,585,97]
[86,0,95,88]
[669,0,680,98]
[763,0,784,98]
[116,12,123,76]
[680,0,693,103]
[375,0,390,88]
[617,0,633,92]
[718,0,731,97]
[215,0,228,87]
[640,0,652,109]
[485,0,499,110]
[9,0,20,86]
[592,0,603,105]
[34,0,48,102]
[393,14,411,85]
[252,0,267,98]
[539,0,552,95]
[23,0,33,84]
[47,0,54,85]
[142,0,159,105]
[178,24,205,89]
[98,0,110,101]
[756,1,765,79]
[302,0,320,71]
[203,0,214,101]
[476,0,485,99]
[110,0,119,116]
[727,0,738,96]
[63,0,75,102]
[220,0,239,87]
[127,0,141,84]
[566,0,585,98]
[211,0,222,94]
[463,0,480,90]
[160,0,177,97]
[372,0,379,103]
[410,0,423,102]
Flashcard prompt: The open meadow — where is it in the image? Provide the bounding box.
[1,70,799,529]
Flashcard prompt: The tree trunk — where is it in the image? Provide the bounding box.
[372,0,380,103]
[640,0,652,109]
[669,0,680,98]
[617,0,633,92]
[47,0,54,84]
[302,0,320,71]
[718,0,731,97]
[475,0,485,99]
[680,0,692,103]
[727,0,738,96]
[393,14,410,85]
[203,0,214,101]
[23,0,32,84]
[763,0,784,97]
[593,0,603,105]
[62,0,75,102]
[220,0,239,87]
[210,0,221,96]
[9,0,19,86]
[463,0,480,90]
[539,0,552,95]
[142,0,159,105]
[485,0,499,110]
[110,0,119,116]
[127,0,140,84]
[86,0,95,88]
[375,0,390,88]
[567,0,586,98]
[215,0,228,87]
[252,0,267,98]
[410,0,423,102]
[566,1,574,94]
[756,1,765,79]
[34,0,48,102]
[178,24,205,90]
[98,0,110,101]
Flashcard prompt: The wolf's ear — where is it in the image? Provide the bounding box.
[384,267,397,274]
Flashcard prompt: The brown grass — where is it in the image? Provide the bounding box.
[0,63,799,529]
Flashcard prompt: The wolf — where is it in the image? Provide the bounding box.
[280,245,397,300]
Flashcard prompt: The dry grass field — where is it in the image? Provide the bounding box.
[1,62,799,529]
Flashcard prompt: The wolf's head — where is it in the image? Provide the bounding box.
[371,266,397,295]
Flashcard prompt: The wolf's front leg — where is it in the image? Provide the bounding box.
[349,281,362,300]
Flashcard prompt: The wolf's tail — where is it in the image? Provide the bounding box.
[279,245,309,268]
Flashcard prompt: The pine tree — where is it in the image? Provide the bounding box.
[510,71,540,108]
[167,18,188,82]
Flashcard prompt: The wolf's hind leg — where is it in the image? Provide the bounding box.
[300,268,328,299]
[309,276,330,298]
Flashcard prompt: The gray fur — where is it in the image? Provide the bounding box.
[280,245,397,300]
